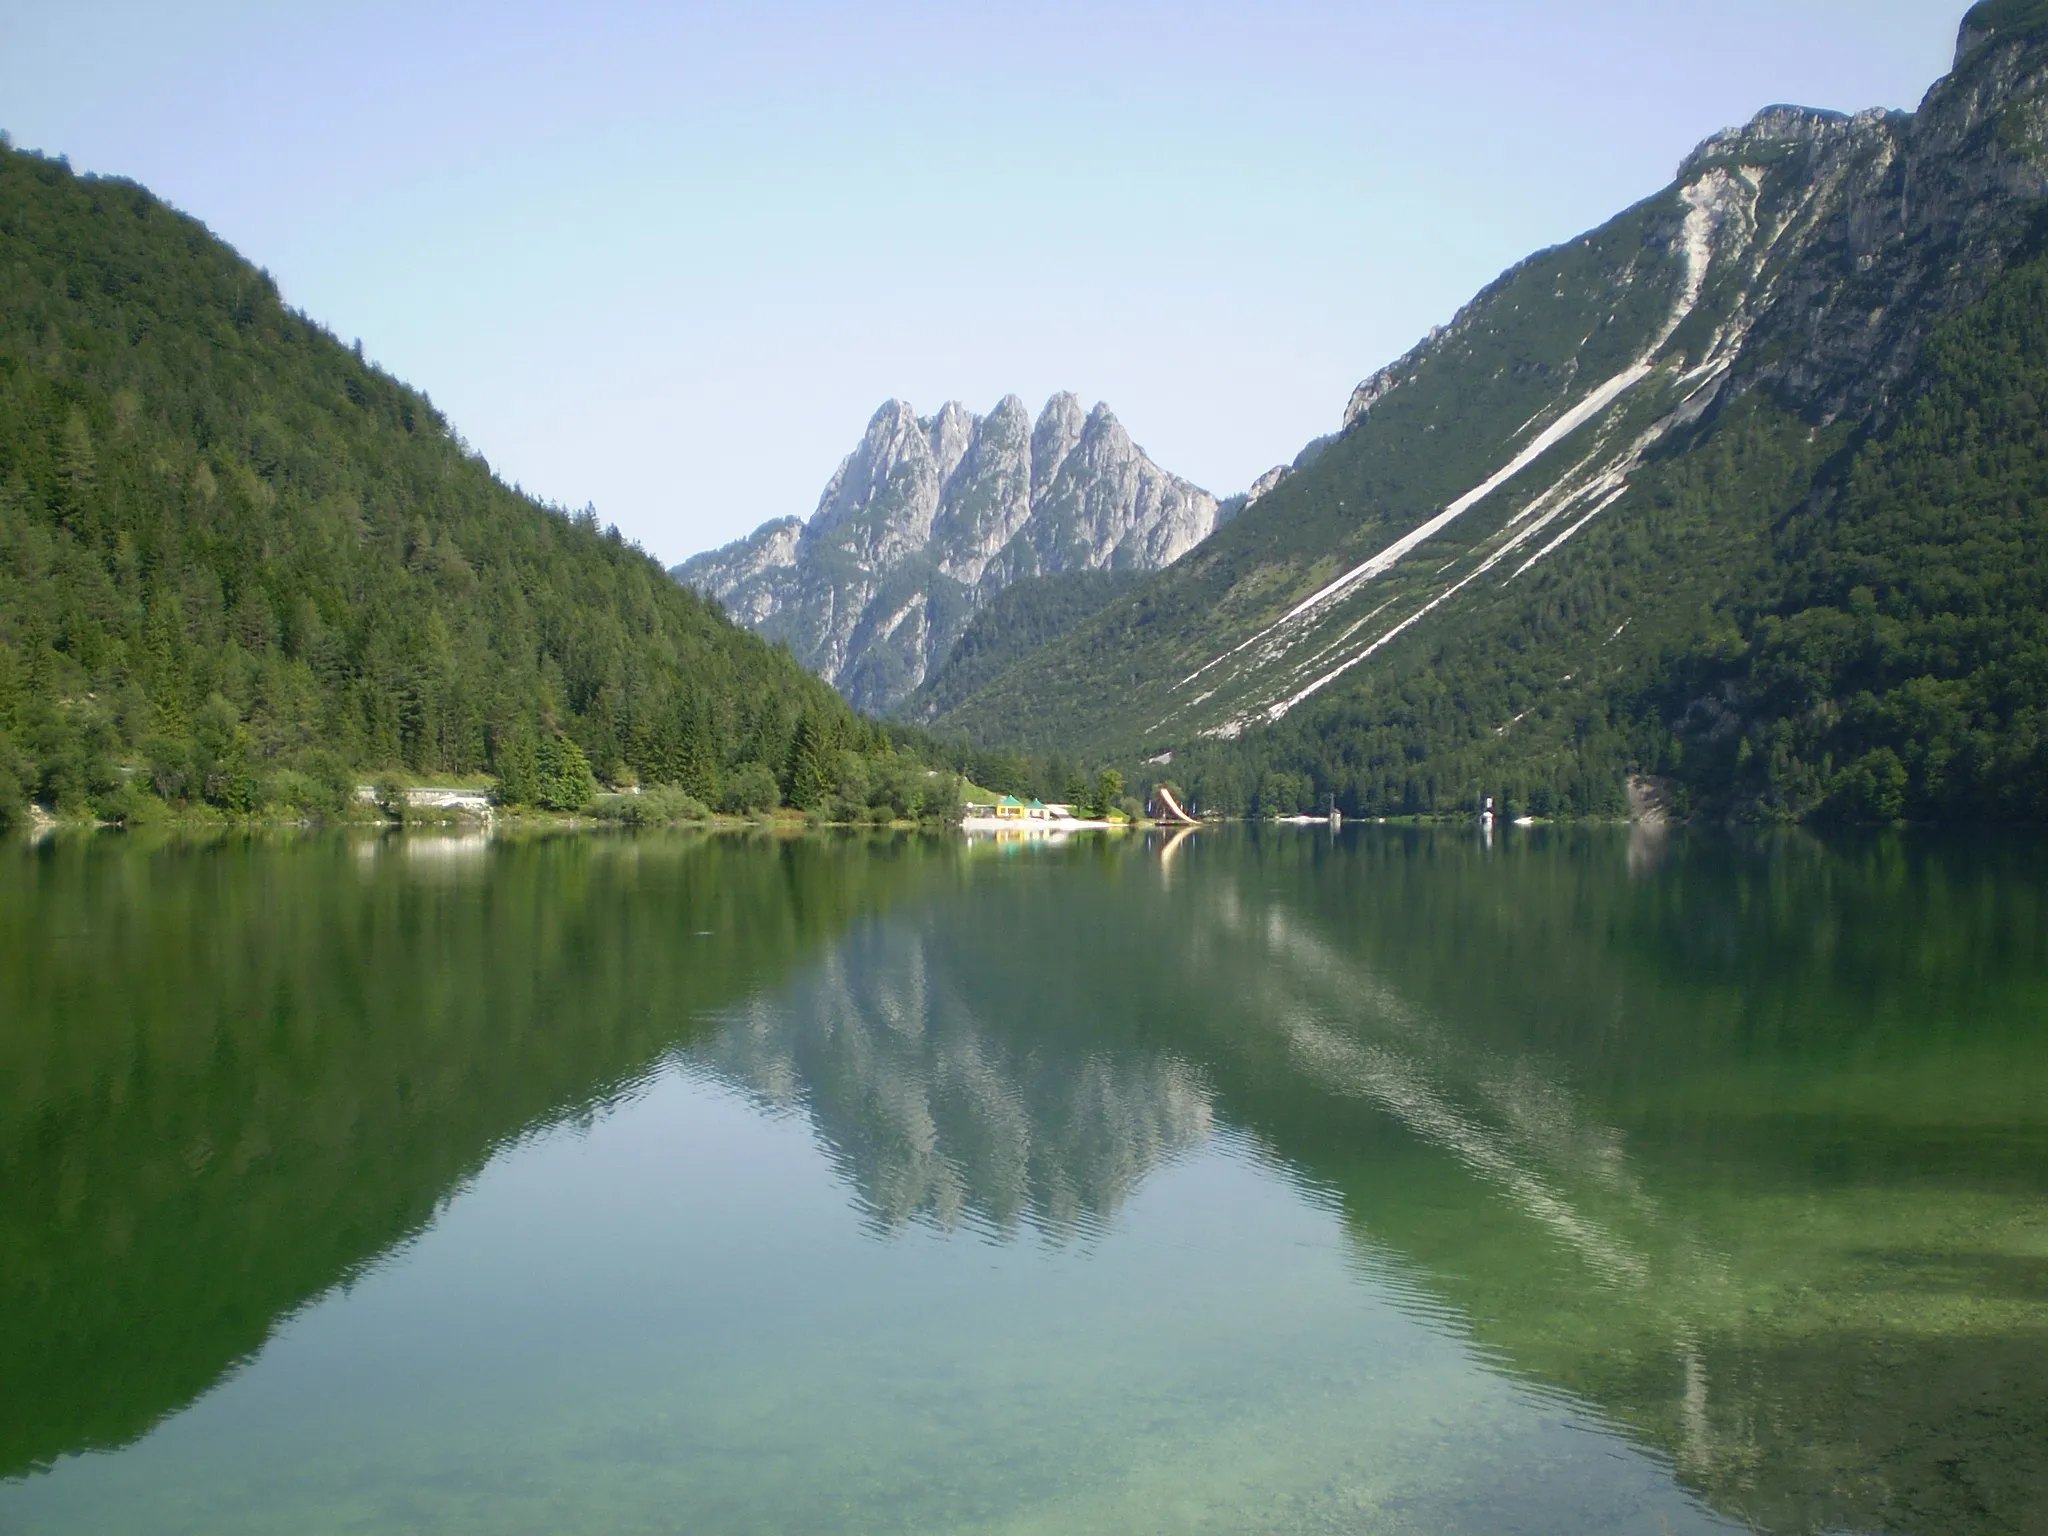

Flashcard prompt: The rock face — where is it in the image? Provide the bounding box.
[673,394,1221,714]
[938,2,2048,757]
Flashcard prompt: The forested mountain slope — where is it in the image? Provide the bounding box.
[901,569,1139,723]
[0,141,920,824]
[940,2,2048,823]
[673,394,1220,716]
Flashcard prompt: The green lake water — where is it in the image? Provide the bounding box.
[2,825,2044,1534]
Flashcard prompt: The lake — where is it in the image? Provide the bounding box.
[2,825,2044,1534]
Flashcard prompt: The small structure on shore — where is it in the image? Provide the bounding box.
[990,795,1055,823]
[962,795,1123,837]
[987,798,1056,823]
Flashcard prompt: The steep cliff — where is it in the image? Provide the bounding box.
[672,394,1221,715]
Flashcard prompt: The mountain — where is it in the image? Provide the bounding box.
[936,2,2048,824]
[0,140,928,825]
[671,394,1222,716]
[900,569,1141,723]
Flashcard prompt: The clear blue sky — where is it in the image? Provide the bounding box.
[4,1,1961,566]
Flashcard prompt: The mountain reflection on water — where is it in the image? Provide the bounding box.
[4,826,2045,1534]
[689,827,2048,1533]
[694,920,1216,1243]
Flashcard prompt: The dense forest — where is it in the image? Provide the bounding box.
[1650,254,2048,822]
[901,569,1139,723]
[1142,247,2048,823]
[0,142,957,828]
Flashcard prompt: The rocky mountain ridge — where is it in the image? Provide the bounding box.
[672,393,1221,715]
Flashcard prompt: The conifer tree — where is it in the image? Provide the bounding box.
[675,695,720,805]
[495,727,538,808]
[1089,769,1123,819]
[533,734,597,812]
[784,712,834,811]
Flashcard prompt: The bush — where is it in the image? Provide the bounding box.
[833,754,873,808]
[865,755,940,821]
[144,733,194,802]
[589,794,641,825]
[494,730,538,807]
[1828,748,1909,823]
[921,771,966,826]
[187,694,258,813]
[302,751,358,815]
[719,761,781,815]
[373,773,408,820]
[25,704,120,816]
[97,776,167,828]
[589,785,710,826]
[262,767,350,818]
[643,784,710,823]
[1085,769,1125,820]
[1255,771,1312,818]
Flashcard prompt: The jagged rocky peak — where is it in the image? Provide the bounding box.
[1031,392,1088,494]
[929,399,976,483]
[672,391,1221,715]
[1678,104,1867,183]
[984,392,1032,436]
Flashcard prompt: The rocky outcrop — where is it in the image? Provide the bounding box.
[673,394,1221,715]
[1243,465,1291,507]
